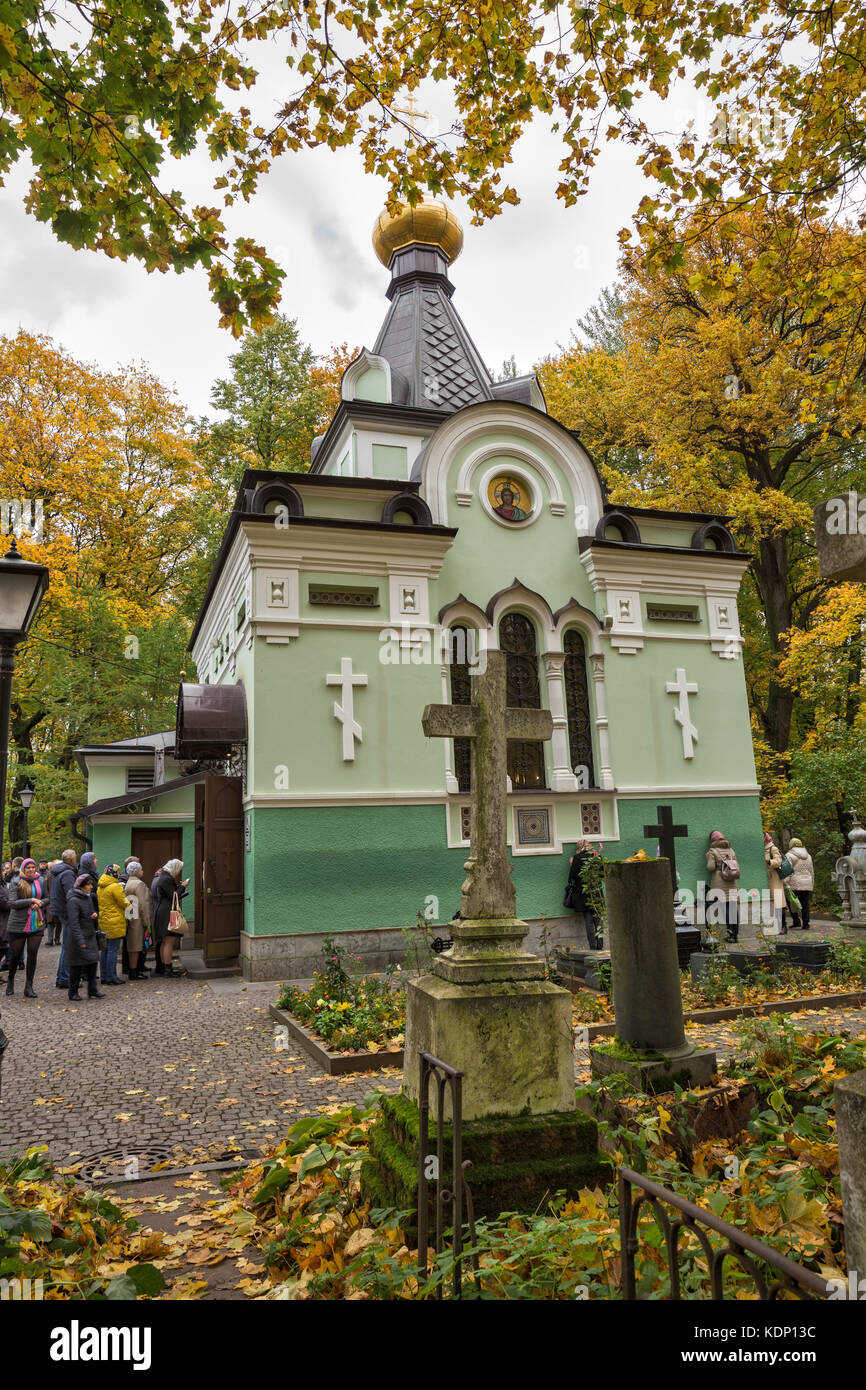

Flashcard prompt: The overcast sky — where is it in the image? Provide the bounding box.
[0,76,654,419]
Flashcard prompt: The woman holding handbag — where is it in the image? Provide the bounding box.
[152,859,190,977]
[5,858,45,997]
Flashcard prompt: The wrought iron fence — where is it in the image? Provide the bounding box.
[619,1165,831,1300]
[416,1050,478,1298]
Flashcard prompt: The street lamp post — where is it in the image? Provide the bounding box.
[0,538,49,862]
[17,782,34,858]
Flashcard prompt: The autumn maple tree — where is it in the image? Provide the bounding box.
[2,2,865,330]
[540,205,866,766]
[0,330,205,850]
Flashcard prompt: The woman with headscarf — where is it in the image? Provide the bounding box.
[123,860,152,979]
[97,863,129,984]
[786,838,815,930]
[152,859,190,977]
[0,872,10,982]
[67,873,104,1001]
[5,858,45,997]
[763,831,788,936]
[705,830,741,944]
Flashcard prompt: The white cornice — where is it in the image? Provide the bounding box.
[241,519,455,576]
[581,547,750,594]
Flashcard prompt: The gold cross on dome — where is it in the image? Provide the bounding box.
[391,92,429,142]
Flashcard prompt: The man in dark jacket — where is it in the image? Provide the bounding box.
[51,850,79,989]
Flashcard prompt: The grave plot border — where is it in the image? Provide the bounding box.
[268,1005,404,1075]
[581,988,866,1040]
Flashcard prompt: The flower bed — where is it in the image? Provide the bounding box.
[570,938,866,1024]
[274,936,405,1070]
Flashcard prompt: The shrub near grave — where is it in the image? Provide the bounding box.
[276,935,405,1054]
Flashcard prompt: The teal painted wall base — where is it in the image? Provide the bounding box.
[245,796,765,938]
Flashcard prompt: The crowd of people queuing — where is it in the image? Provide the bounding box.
[0,852,190,1000]
[565,828,816,947]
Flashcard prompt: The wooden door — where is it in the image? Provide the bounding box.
[131,828,183,898]
[196,775,244,964]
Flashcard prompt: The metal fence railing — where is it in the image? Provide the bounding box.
[416,1051,479,1299]
[619,1165,831,1300]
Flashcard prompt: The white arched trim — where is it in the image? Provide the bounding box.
[458,445,564,521]
[554,612,615,792]
[418,402,604,529]
[487,582,557,651]
[553,600,603,655]
[341,349,392,403]
[437,597,490,634]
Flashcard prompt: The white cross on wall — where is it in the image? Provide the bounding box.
[666,667,699,759]
[326,657,368,761]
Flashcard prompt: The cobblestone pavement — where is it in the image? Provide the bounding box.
[0,949,401,1170]
[2,934,864,1170]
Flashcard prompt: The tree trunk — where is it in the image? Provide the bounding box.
[845,631,862,727]
[752,534,796,754]
[7,702,44,857]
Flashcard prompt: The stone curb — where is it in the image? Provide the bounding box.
[268,1005,404,1075]
[582,989,866,1041]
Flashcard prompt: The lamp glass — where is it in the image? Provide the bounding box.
[18,785,35,809]
[0,569,43,633]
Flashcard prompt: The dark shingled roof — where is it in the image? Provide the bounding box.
[371,245,494,413]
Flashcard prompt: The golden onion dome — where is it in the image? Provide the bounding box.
[372,196,463,267]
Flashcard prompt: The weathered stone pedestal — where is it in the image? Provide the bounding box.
[591,858,717,1092]
[835,1069,866,1281]
[401,922,575,1120]
[361,912,612,1219]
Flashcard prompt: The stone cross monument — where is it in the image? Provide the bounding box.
[362,647,612,1218]
[420,650,553,980]
[402,649,575,1114]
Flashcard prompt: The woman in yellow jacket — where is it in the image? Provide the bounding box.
[97,864,128,984]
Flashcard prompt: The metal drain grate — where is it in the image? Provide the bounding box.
[69,1143,259,1182]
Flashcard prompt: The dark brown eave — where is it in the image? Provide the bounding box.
[240,467,422,494]
[579,537,750,560]
[78,773,206,821]
[188,510,458,650]
[604,502,734,524]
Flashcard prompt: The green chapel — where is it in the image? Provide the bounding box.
[77,197,764,979]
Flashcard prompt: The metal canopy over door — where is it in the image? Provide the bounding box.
[195,774,244,965]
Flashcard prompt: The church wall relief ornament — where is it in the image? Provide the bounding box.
[326,657,368,761]
[665,667,699,759]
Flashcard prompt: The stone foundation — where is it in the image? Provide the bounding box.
[239,916,585,982]
[590,1042,718,1093]
[360,1092,613,1233]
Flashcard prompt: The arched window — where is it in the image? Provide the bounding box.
[499,612,546,789]
[448,626,472,793]
[563,629,596,787]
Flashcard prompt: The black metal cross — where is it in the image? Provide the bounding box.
[643,804,689,894]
